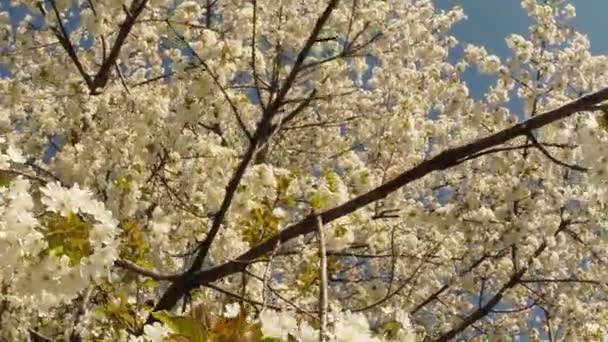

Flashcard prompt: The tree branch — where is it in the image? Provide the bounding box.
[49,0,93,88]
[89,0,149,94]
[317,215,328,342]
[114,259,182,281]
[147,0,342,318]
[432,215,571,341]
[170,86,608,313]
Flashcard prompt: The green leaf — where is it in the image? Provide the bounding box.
[310,193,327,210]
[322,169,340,192]
[598,110,608,132]
[142,278,157,289]
[0,171,12,187]
[258,338,284,342]
[152,311,208,342]
[240,201,281,244]
[41,211,93,265]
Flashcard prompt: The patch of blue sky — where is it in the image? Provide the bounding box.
[433,0,608,119]
[434,0,530,120]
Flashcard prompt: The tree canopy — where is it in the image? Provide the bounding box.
[1,0,608,341]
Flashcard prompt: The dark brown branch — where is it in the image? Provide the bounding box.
[151,87,608,319]
[49,0,92,88]
[89,0,149,94]
[461,141,576,163]
[0,168,48,184]
[148,0,342,319]
[29,330,52,342]
[520,277,601,285]
[527,132,587,172]
[114,259,182,281]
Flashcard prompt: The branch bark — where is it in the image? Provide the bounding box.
[317,215,328,342]
[148,0,342,319]
[165,86,608,314]
[89,0,149,94]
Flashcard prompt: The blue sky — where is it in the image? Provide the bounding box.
[2,1,606,79]
[431,2,608,339]
[434,0,608,100]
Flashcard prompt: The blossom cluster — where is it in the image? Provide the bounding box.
[2,0,608,340]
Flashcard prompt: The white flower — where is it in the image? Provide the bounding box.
[294,321,318,342]
[272,207,287,220]
[463,44,487,64]
[224,302,240,318]
[239,4,254,20]
[260,310,298,340]
[40,182,78,215]
[143,322,171,342]
[506,34,533,62]
[0,155,9,169]
[563,4,576,19]
[6,145,25,163]
[334,311,380,342]
[479,55,501,74]
[202,29,218,47]
[257,164,276,188]
[81,199,117,227]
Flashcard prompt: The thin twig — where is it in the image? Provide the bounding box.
[49,0,92,87]
[114,61,131,94]
[204,283,282,310]
[527,132,587,172]
[316,215,328,342]
[114,259,183,281]
[165,21,253,141]
[261,240,281,313]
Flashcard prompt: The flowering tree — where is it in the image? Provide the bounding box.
[2,0,608,340]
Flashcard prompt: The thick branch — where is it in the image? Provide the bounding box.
[49,0,92,88]
[148,0,342,317]
[89,0,149,93]
[175,87,608,308]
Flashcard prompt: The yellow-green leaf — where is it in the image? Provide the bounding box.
[152,311,208,342]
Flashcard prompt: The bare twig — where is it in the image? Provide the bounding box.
[317,215,328,342]
[203,283,282,311]
[114,259,183,281]
[114,61,131,94]
[48,0,92,88]
[251,0,266,112]
[89,0,149,93]
[432,215,572,342]
[261,240,281,313]
[527,132,587,172]
[165,21,253,140]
